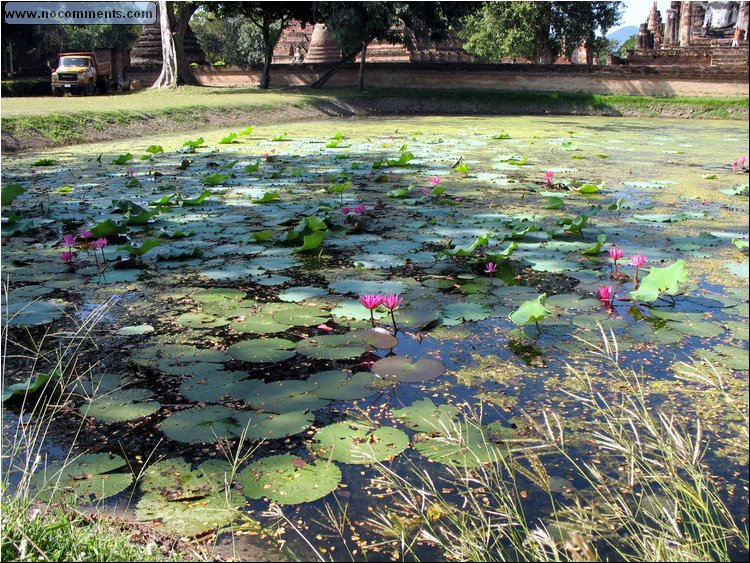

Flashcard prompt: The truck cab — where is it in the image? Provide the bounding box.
[51,51,112,96]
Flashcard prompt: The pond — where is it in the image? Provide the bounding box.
[2,115,748,561]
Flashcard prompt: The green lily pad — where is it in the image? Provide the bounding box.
[630,260,689,302]
[233,410,315,440]
[313,421,409,464]
[295,334,367,360]
[179,372,262,403]
[227,338,296,362]
[442,301,490,323]
[117,324,155,336]
[349,327,398,349]
[392,398,460,433]
[175,312,230,329]
[414,423,507,468]
[307,370,379,401]
[238,454,341,505]
[160,405,240,443]
[278,286,329,302]
[371,356,446,383]
[243,380,330,414]
[80,388,161,423]
[32,453,133,503]
[5,300,65,326]
[271,303,330,326]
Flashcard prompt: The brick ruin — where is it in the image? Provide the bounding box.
[628,1,748,68]
[272,20,471,65]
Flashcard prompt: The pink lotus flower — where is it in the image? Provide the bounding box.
[608,247,624,262]
[630,254,646,267]
[341,207,351,215]
[262,153,270,159]
[597,286,614,303]
[422,188,431,196]
[429,176,441,185]
[382,294,403,311]
[59,251,74,263]
[630,254,647,288]
[62,233,77,246]
[80,230,93,239]
[353,204,366,215]
[316,323,334,332]
[732,156,748,173]
[90,238,108,250]
[382,294,403,334]
[359,294,384,328]
[544,170,554,185]
[484,262,497,274]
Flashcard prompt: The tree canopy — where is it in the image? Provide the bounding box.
[460,1,623,64]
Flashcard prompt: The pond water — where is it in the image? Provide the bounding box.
[2,115,748,561]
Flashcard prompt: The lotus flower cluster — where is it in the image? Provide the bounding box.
[608,247,624,279]
[59,233,77,266]
[359,293,404,333]
[597,286,614,304]
[484,261,497,287]
[630,254,647,288]
[544,170,555,186]
[731,156,748,173]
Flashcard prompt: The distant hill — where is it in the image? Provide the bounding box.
[607,25,639,45]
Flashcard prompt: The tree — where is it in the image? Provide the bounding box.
[459,1,623,64]
[311,2,471,91]
[617,34,636,58]
[190,12,270,65]
[207,2,314,89]
[154,0,201,88]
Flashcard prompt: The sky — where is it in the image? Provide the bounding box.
[615,1,672,32]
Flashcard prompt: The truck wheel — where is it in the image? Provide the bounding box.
[85,82,95,96]
[53,88,63,97]
[97,79,111,95]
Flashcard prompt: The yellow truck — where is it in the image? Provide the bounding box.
[50,50,113,96]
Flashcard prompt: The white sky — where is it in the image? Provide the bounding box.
[616,1,673,31]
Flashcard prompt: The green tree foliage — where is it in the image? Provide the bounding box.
[207,2,315,89]
[617,34,636,58]
[311,2,470,90]
[61,24,143,50]
[191,12,272,65]
[460,1,623,64]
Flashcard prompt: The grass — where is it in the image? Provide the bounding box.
[308,327,749,562]
[2,86,747,148]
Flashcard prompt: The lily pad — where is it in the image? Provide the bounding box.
[295,333,368,360]
[313,421,409,464]
[414,423,507,468]
[392,398,460,434]
[233,410,315,440]
[371,356,446,383]
[307,370,379,401]
[238,454,341,505]
[32,453,133,503]
[179,372,262,403]
[244,380,330,414]
[160,405,240,443]
[80,388,161,423]
[227,338,296,362]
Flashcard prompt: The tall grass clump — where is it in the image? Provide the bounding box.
[1,297,184,561]
[338,326,748,562]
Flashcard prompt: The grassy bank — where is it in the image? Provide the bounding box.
[2,87,747,151]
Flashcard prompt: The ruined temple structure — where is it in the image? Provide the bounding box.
[129,6,207,70]
[272,19,471,64]
[629,1,748,67]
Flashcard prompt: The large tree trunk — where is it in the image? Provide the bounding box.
[154,1,199,88]
[154,0,177,88]
[260,15,272,89]
[309,45,364,90]
[357,41,367,92]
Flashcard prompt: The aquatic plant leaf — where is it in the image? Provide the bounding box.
[32,453,133,503]
[294,230,327,253]
[2,368,58,402]
[243,380,330,413]
[630,260,689,302]
[577,184,601,194]
[201,173,231,186]
[124,209,159,225]
[244,160,261,172]
[175,312,230,329]
[725,259,749,279]
[313,421,409,464]
[396,308,440,330]
[371,356,446,383]
[5,300,65,326]
[296,333,368,360]
[193,288,247,302]
[183,137,204,148]
[509,294,552,327]
[181,190,212,206]
[90,218,128,238]
[1,183,25,206]
[228,338,296,362]
[307,370,379,401]
[111,153,133,165]
[414,423,507,468]
[179,372,261,403]
[442,302,490,322]
[160,405,240,443]
[582,233,607,256]
[145,145,163,154]
[117,239,161,257]
[80,388,160,422]
[392,398,460,434]
[253,192,281,204]
[136,490,243,537]
[238,455,341,504]
[219,133,238,144]
[233,410,315,440]
[350,327,398,349]
[278,286,328,302]
[272,303,330,326]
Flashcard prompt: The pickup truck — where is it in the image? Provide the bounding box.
[50,51,112,96]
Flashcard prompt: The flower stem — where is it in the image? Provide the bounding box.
[369,310,375,328]
[390,311,398,335]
